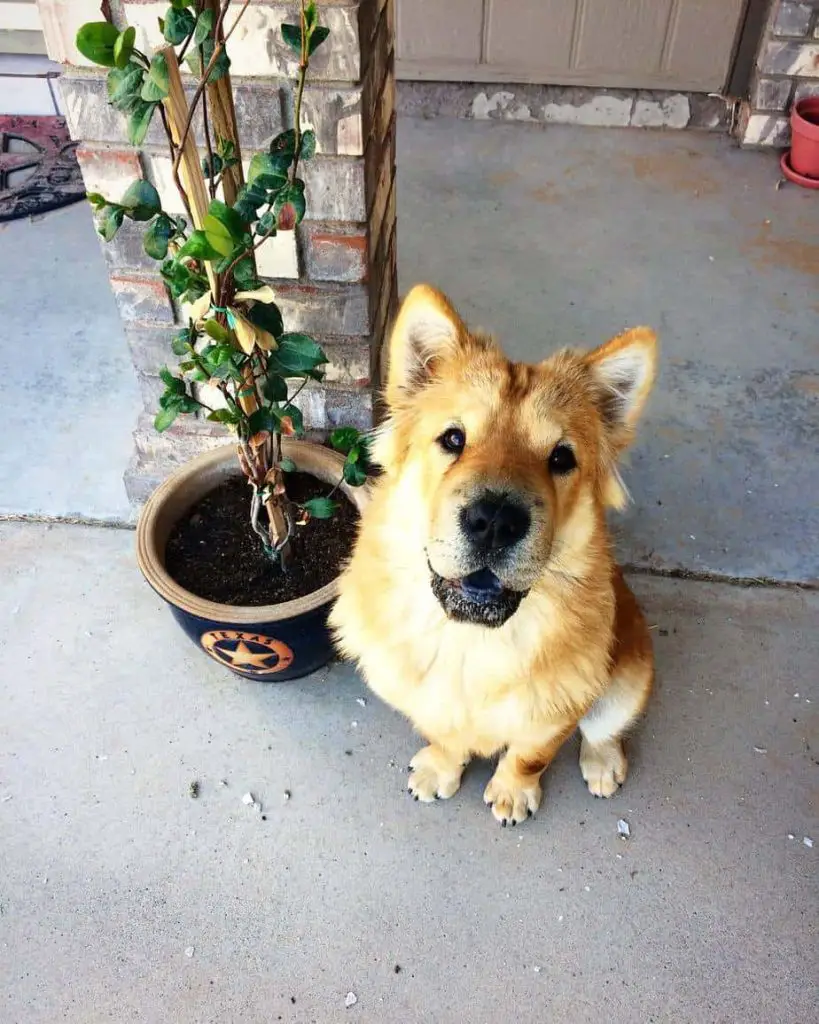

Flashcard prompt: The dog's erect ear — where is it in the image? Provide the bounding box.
[584,327,657,444]
[384,284,466,406]
[584,327,657,509]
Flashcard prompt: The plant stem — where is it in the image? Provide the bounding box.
[170,0,251,194]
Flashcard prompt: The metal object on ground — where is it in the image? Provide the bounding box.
[0,115,84,222]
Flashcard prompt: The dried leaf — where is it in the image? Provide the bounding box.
[229,307,277,354]
[280,415,296,436]
[185,290,212,323]
[249,430,270,449]
[234,285,277,304]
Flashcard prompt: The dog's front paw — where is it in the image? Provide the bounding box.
[579,738,627,797]
[407,745,465,803]
[483,774,542,826]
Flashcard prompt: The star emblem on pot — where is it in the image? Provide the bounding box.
[200,630,295,676]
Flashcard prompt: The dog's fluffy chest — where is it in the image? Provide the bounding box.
[363,617,606,757]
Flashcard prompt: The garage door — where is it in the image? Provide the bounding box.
[396,0,749,93]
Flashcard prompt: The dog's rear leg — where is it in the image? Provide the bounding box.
[408,744,470,803]
[579,573,653,798]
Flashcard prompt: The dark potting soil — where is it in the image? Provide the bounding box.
[164,473,358,606]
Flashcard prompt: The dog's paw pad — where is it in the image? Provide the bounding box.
[580,740,627,798]
[483,775,541,826]
[407,746,463,803]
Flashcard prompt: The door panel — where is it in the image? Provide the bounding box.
[396,0,749,93]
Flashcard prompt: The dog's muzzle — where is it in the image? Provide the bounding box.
[429,565,527,627]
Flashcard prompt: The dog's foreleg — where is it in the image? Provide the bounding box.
[483,722,576,826]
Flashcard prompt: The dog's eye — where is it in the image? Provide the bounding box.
[439,427,466,455]
[548,443,577,475]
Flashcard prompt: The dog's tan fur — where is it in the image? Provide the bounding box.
[330,285,657,825]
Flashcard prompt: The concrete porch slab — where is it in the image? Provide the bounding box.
[0,521,816,1023]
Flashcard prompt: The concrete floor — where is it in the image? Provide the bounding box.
[0,203,140,522]
[1,520,816,1023]
[0,121,817,1022]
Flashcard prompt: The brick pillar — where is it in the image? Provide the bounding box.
[36,0,397,505]
[739,0,819,146]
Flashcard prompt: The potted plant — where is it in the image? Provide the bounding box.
[76,1,370,681]
[781,96,819,191]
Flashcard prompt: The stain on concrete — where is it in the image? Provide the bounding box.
[487,170,519,187]
[624,152,721,196]
[746,223,819,278]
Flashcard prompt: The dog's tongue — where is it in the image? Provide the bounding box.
[460,568,503,603]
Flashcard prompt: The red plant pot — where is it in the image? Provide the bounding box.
[790,97,819,179]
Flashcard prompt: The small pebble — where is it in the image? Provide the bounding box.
[351,721,358,728]
[219,779,228,787]
[753,746,767,754]
[283,790,291,802]
[356,697,367,707]
[345,992,357,1008]
[242,793,255,806]
[788,833,795,840]
[189,780,200,799]
[393,965,401,974]
[185,946,194,958]
[804,837,814,848]
[583,885,590,892]
[617,818,631,839]
[533,966,541,973]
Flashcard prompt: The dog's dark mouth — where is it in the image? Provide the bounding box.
[429,566,527,627]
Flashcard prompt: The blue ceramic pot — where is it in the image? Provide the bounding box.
[136,441,368,682]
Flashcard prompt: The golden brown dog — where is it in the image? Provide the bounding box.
[330,284,657,825]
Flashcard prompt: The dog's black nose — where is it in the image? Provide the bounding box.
[461,494,530,551]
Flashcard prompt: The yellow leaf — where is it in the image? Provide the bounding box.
[230,308,258,354]
[183,290,212,323]
[234,285,277,304]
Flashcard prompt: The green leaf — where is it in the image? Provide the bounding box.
[154,404,180,432]
[308,25,331,56]
[86,191,107,209]
[281,23,302,54]
[203,319,230,343]
[120,179,161,220]
[270,333,327,376]
[207,408,241,425]
[75,22,120,67]
[232,181,267,222]
[330,426,361,454]
[144,213,174,259]
[248,408,275,435]
[192,8,213,45]
[202,215,234,257]
[161,258,193,298]
[201,153,223,179]
[97,204,124,242]
[163,6,195,45]
[159,366,186,393]
[302,497,337,519]
[256,210,276,238]
[171,330,191,356]
[141,52,170,102]
[206,199,246,240]
[305,2,318,32]
[233,259,259,292]
[107,63,145,112]
[342,452,368,487]
[300,129,317,161]
[177,229,220,261]
[127,101,157,146]
[217,137,236,162]
[245,301,283,341]
[263,373,288,403]
[280,456,297,473]
[269,129,297,159]
[247,152,288,190]
[199,37,230,82]
[113,26,136,69]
